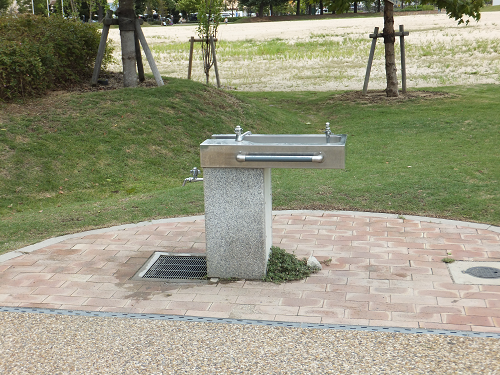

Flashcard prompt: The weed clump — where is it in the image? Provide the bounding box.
[263,246,319,284]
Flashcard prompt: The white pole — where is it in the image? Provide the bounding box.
[47,0,49,16]
[31,0,35,14]
[62,0,64,17]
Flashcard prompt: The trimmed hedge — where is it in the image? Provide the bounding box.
[0,15,114,101]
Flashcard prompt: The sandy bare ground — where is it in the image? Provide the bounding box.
[106,12,500,91]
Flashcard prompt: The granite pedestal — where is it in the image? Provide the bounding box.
[203,167,272,279]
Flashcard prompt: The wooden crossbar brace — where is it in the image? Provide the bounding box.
[363,25,409,95]
[187,36,221,88]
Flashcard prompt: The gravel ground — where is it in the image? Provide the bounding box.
[1,311,499,374]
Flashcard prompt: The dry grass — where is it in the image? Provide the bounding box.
[105,12,500,91]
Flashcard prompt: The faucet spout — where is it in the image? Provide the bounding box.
[182,167,203,186]
[235,126,251,141]
[325,122,332,143]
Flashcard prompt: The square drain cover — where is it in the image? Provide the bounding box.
[133,252,207,281]
[447,261,500,285]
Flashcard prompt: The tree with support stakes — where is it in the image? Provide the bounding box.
[382,0,483,97]
[92,1,164,88]
[197,0,223,86]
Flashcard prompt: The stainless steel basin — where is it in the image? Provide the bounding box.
[200,133,346,169]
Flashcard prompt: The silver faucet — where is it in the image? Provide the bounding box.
[325,122,332,143]
[182,167,203,186]
[235,126,252,141]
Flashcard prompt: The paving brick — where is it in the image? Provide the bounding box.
[275,315,322,324]
[369,259,409,266]
[327,284,368,294]
[235,296,280,305]
[282,283,327,292]
[44,295,88,305]
[417,305,464,314]
[389,253,430,261]
[346,293,389,303]
[218,288,261,297]
[71,289,117,299]
[348,279,390,288]
[392,312,441,323]
[33,286,78,296]
[87,275,120,283]
[0,286,38,295]
[258,289,302,298]
[464,307,500,317]
[370,272,412,281]
[346,310,390,320]
[11,272,55,281]
[459,291,500,300]
[320,317,370,325]
[256,305,299,316]
[17,303,62,309]
[392,295,437,305]
[208,303,235,313]
[437,297,486,307]
[419,322,472,331]
[369,302,415,313]
[124,299,170,310]
[471,325,500,333]
[188,310,231,319]
[433,283,480,291]
[160,301,211,311]
[479,285,500,292]
[370,287,413,295]
[412,274,451,282]
[370,320,420,328]
[0,294,48,304]
[280,298,323,307]
[297,307,344,318]
[415,290,460,298]
[193,294,237,303]
[443,314,493,327]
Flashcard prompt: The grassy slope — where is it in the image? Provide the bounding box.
[1,80,499,253]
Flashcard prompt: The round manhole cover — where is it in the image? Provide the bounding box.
[463,267,500,279]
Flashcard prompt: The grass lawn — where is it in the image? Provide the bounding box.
[1,79,499,254]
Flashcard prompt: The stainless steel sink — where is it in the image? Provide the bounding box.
[200,132,346,169]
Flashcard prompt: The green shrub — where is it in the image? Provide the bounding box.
[0,15,114,101]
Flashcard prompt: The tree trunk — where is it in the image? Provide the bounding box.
[354,2,357,13]
[258,2,264,17]
[383,0,398,97]
[296,0,300,15]
[117,0,138,87]
[377,0,381,12]
[320,1,323,14]
[98,5,103,22]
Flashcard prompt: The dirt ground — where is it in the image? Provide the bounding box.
[103,11,500,92]
[53,11,490,95]
[107,11,500,44]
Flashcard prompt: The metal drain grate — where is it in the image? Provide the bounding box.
[463,266,500,279]
[142,255,207,280]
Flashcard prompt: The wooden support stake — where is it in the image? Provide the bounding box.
[135,28,145,82]
[188,36,195,79]
[134,19,164,87]
[210,36,221,89]
[399,25,407,94]
[91,10,113,86]
[363,27,379,95]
